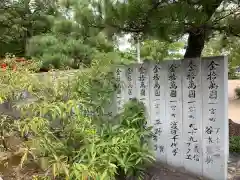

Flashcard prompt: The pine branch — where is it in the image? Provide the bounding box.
[213,8,240,24]
[201,0,223,18]
[211,25,240,38]
[89,0,175,34]
[90,23,142,33]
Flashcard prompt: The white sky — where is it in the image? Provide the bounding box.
[118,34,132,51]
[118,34,187,56]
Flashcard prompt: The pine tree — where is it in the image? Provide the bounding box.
[71,0,240,58]
[0,0,58,57]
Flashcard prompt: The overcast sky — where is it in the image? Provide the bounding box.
[118,34,187,57]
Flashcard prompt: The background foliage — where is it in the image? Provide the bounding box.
[0,0,58,57]
[2,0,240,72]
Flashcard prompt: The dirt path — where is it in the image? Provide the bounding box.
[144,163,205,180]
[228,80,240,124]
[229,99,240,123]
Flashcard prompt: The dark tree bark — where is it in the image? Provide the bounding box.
[183,0,223,58]
[184,30,206,58]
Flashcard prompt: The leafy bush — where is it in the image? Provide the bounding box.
[0,55,154,180]
[26,18,115,70]
[228,67,240,80]
[229,136,240,153]
[235,87,240,99]
[229,74,240,80]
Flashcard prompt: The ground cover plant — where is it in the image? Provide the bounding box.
[229,136,240,153]
[0,55,154,180]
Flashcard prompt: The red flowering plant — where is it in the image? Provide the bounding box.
[1,63,7,70]
[0,55,40,102]
[0,56,31,71]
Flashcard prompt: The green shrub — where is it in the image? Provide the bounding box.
[114,99,154,179]
[228,66,240,80]
[229,75,240,80]
[0,55,154,180]
[235,87,240,99]
[229,136,240,153]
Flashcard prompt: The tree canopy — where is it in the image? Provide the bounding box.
[26,18,114,69]
[2,0,240,69]
[72,0,240,58]
[0,0,59,57]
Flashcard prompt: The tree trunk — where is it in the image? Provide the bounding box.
[183,0,223,58]
[184,30,205,59]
